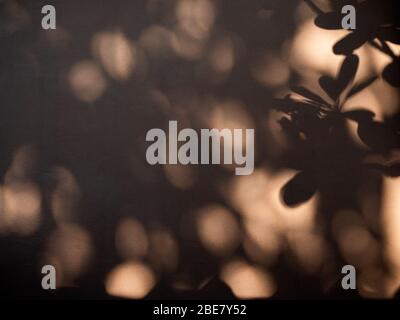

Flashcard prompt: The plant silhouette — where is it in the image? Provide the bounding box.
[314,0,400,86]
[0,0,399,300]
[275,49,399,206]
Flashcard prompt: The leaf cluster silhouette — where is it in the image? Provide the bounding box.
[275,3,400,207]
[315,0,400,86]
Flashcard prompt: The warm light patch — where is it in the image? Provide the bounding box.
[358,266,399,299]
[290,19,347,76]
[163,164,198,190]
[115,217,149,260]
[221,260,276,299]
[332,210,379,268]
[51,167,81,224]
[0,145,41,236]
[381,176,400,294]
[148,228,179,272]
[207,99,254,164]
[251,53,290,88]
[139,25,176,57]
[68,60,106,102]
[287,231,327,273]
[196,205,241,257]
[243,219,281,265]
[105,262,155,299]
[0,182,41,236]
[92,31,136,80]
[45,224,92,286]
[226,169,317,231]
[175,0,215,40]
[208,37,235,73]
